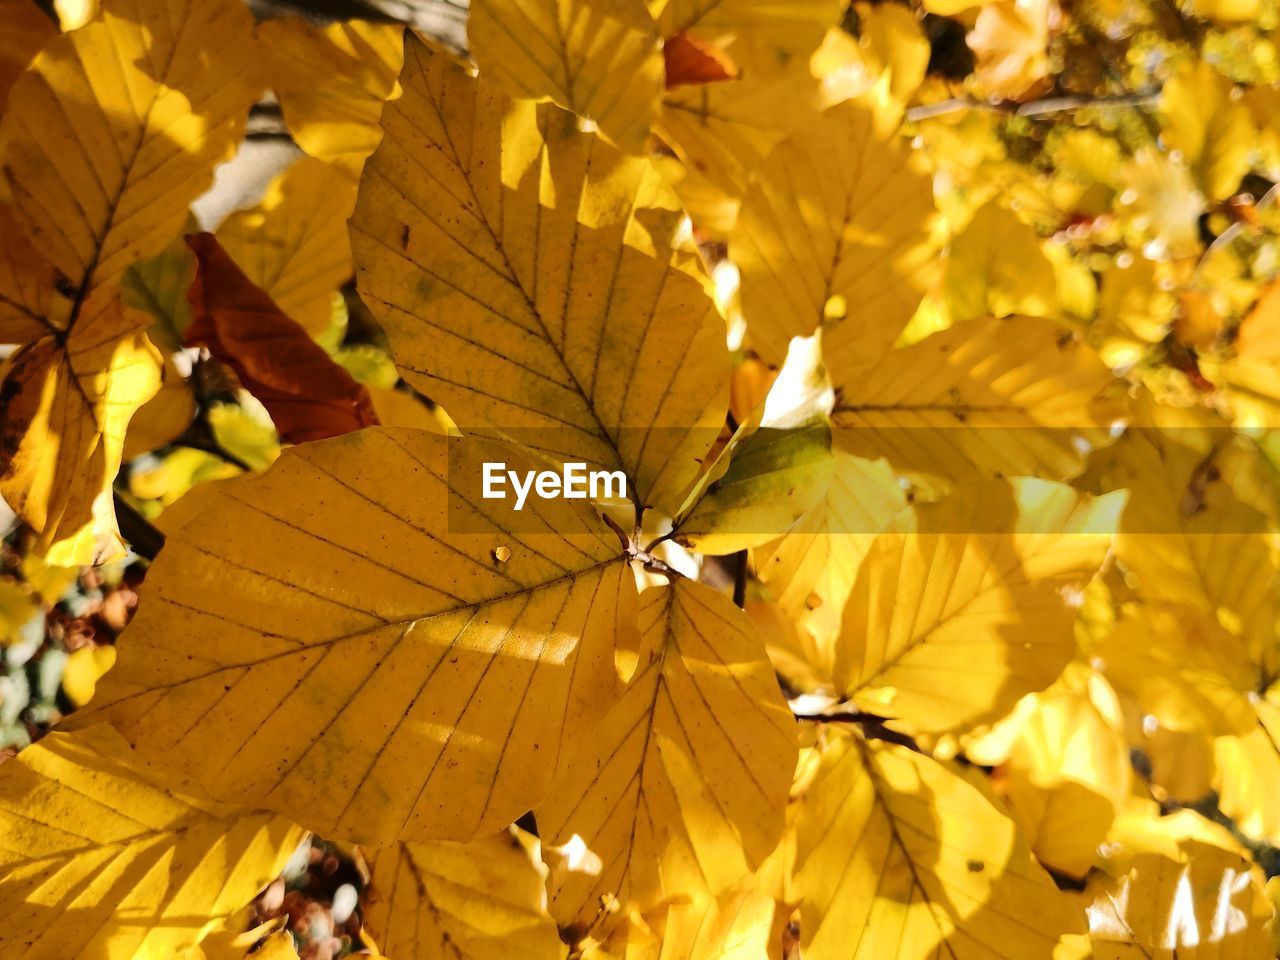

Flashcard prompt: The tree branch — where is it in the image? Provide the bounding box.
[906,90,1160,123]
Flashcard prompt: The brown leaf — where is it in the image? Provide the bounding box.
[184,233,379,444]
[663,32,739,89]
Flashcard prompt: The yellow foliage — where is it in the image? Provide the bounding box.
[0,726,305,959]
[258,17,404,175]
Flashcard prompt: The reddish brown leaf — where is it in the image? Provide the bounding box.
[184,232,379,444]
[663,32,739,89]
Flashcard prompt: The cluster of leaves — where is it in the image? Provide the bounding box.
[3,0,1280,957]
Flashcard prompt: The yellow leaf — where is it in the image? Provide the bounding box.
[754,448,907,681]
[1160,60,1254,203]
[1096,604,1258,738]
[1117,145,1206,261]
[60,642,117,707]
[730,98,939,366]
[364,830,565,960]
[469,0,664,156]
[120,218,198,353]
[836,479,1123,735]
[943,202,1059,323]
[795,728,1085,960]
[650,0,842,77]
[352,36,729,515]
[1213,713,1280,847]
[1,298,162,563]
[258,17,404,175]
[67,428,633,845]
[537,580,796,940]
[998,665,1133,878]
[0,725,305,960]
[214,159,357,336]
[830,317,1122,488]
[1085,809,1275,958]
[121,353,196,461]
[1096,412,1278,651]
[581,883,778,960]
[654,53,826,235]
[0,0,55,111]
[0,0,260,559]
[1,0,260,297]
[967,0,1052,101]
[840,3,931,107]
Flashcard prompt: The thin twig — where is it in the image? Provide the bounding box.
[732,550,747,609]
[602,512,687,581]
[906,90,1160,123]
[793,710,922,752]
[113,492,166,561]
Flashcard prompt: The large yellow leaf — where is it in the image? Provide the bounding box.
[537,580,796,941]
[730,99,938,367]
[0,725,305,960]
[1,297,161,563]
[0,0,261,560]
[258,17,404,175]
[830,318,1122,488]
[364,830,565,960]
[794,728,1085,960]
[214,158,356,336]
[1086,809,1275,958]
[469,0,664,156]
[835,479,1123,735]
[67,428,634,845]
[352,36,729,515]
[650,0,841,76]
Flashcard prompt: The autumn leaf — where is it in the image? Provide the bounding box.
[1160,60,1254,203]
[363,830,565,960]
[0,0,261,561]
[184,232,379,444]
[258,17,404,175]
[753,448,907,684]
[671,419,834,555]
[0,725,305,959]
[650,0,843,77]
[351,35,729,516]
[1,296,161,563]
[0,0,55,111]
[469,0,665,155]
[730,98,939,366]
[536,580,796,941]
[1085,809,1276,957]
[67,428,634,845]
[663,32,739,88]
[830,318,1122,488]
[214,159,357,337]
[794,728,1086,960]
[834,479,1123,735]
